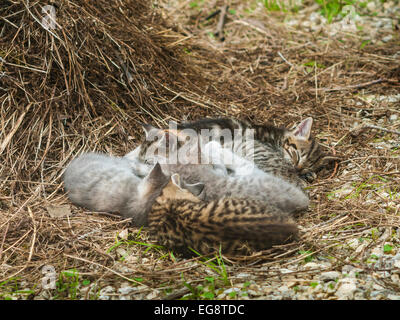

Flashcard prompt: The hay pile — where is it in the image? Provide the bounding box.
[1,0,400,299]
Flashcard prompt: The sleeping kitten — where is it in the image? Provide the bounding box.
[125,117,333,185]
[63,153,299,256]
[63,152,204,226]
[175,117,326,181]
[149,173,299,256]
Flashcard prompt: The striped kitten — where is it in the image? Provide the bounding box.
[176,117,330,183]
[149,173,298,256]
[125,117,331,185]
[63,153,204,226]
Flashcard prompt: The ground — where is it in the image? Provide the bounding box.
[0,0,399,300]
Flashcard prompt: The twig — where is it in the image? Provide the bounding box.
[277,51,293,67]
[27,207,37,262]
[214,5,229,42]
[64,253,150,287]
[205,9,221,21]
[362,124,400,136]
[351,123,400,136]
[165,287,191,300]
[0,103,32,155]
[310,78,397,92]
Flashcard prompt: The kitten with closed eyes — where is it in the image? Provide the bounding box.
[125,117,336,189]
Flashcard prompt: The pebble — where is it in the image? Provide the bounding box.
[335,279,357,300]
[303,262,321,270]
[146,290,159,299]
[319,271,341,282]
[118,286,136,295]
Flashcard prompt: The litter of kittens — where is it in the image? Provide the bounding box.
[0,0,399,300]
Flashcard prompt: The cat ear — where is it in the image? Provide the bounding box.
[170,173,182,188]
[292,117,313,140]
[171,174,205,197]
[183,182,205,198]
[138,162,168,197]
[145,163,168,184]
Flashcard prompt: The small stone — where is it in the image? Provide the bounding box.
[99,285,114,296]
[118,229,129,240]
[335,279,357,300]
[146,290,159,299]
[393,254,400,269]
[319,271,341,282]
[382,35,393,43]
[325,281,337,294]
[370,290,386,300]
[247,289,263,297]
[236,272,251,278]
[389,114,398,122]
[390,275,400,286]
[303,262,320,270]
[366,1,376,11]
[118,286,136,295]
[279,268,293,274]
[116,248,127,257]
[372,283,385,291]
[216,293,226,299]
[346,239,359,250]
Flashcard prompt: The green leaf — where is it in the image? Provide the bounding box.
[202,291,215,299]
[82,279,91,286]
[383,244,393,254]
[360,40,370,50]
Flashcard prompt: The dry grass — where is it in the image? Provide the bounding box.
[0,0,399,299]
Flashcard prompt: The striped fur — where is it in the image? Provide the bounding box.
[129,117,332,186]
[149,182,299,256]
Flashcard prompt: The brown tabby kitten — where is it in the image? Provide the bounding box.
[149,173,298,257]
[175,117,332,183]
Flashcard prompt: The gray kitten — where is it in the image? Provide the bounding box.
[156,140,309,215]
[63,152,204,226]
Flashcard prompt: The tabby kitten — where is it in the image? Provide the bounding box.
[149,173,299,256]
[63,152,204,226]
[177,117,331,183]
[127,117,332,185]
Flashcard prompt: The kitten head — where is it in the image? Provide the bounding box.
[160,173,205,203]
[137,125,202,165]
[283,118,336,182]
[139,162,205,203]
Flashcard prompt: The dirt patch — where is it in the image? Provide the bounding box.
[0,0,399,299]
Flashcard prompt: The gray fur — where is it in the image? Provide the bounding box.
[160,162,309,215]
[63,152,166,226]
